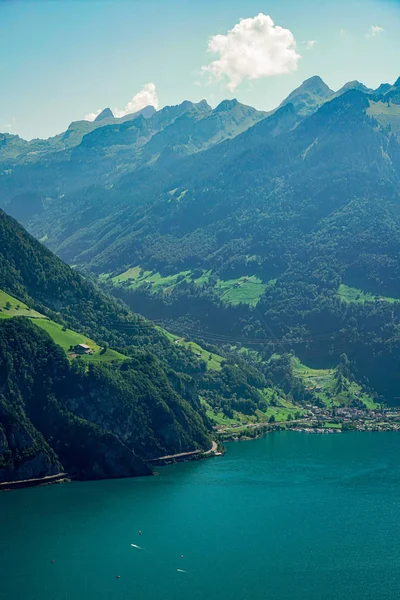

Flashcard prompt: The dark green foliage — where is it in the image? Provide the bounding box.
[0,318,210,482]
[0,211,217,482]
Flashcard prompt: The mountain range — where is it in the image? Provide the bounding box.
[2,74,400,481]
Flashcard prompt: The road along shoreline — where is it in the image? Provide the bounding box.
[0,472,68,491]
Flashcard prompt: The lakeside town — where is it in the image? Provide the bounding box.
[215,405,400,441]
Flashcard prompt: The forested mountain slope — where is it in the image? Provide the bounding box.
[1,210,296,483]
[0,318,211,483]
[2,76,400,410]
[32,88,400,282]
[0,210,214,482]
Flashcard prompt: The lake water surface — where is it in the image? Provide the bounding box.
[1,431,400,600]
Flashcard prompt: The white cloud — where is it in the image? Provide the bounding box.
[306,40,317,50]
[2,117,17,131]
[84,83,159,122]
[201,13,301,91]
[366,25,384,38]
[113,83,159,118]
[84,109,102,122]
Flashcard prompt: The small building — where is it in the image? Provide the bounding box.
[74,343,91,355]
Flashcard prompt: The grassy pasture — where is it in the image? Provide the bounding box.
[112,266,192,294]
[291,355,378,409]
[216,275,270,306]
[0,290,43,319]
[33,319,127,363]
[111,265,272,307]
[0,289,126,363]
[337,284,397,304]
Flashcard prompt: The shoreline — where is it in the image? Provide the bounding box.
[231,427,400,444]
[2,426,398,490]
[0,442,224,492]
[0,472,68,492]
[148,440,222,467]
[216,419,400,443]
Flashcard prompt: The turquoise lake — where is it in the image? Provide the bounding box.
[1,431,400,600]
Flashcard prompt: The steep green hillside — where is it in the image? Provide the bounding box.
[33,319,127,363]
[0,289,43,318]
[291,356,378,410]
[0,289,127,363]
[0,318,210,483]
[0,211,216,482]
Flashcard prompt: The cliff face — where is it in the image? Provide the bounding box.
[0,409,61,482]
[62,354,211,461]
[0,319,207,483]
[0,401,151,483]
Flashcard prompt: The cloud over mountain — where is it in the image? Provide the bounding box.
[114,83,159,118]
[201,13,301,91]
[84,109,102,122]
[85,84,159,121]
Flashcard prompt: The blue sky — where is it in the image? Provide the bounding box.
[1,0,399,139]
